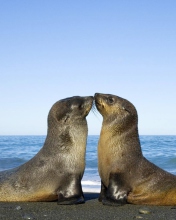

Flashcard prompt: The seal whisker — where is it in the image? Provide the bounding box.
[91,101,100,118]
[90,101,95,113]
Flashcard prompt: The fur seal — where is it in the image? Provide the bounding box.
[0,96,93,204]
[94,92,176,206]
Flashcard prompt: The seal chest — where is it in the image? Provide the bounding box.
[95,92,176,206]
[0,96,93,204]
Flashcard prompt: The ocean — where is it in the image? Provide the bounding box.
[0,135,176,193]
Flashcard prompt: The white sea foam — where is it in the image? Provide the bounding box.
[82,187,100,193]
[81,180,101,193]
[81,180,101,185]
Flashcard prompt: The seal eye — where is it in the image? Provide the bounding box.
[108,97,114,104]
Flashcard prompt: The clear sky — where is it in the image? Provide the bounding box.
[0,1,176,135]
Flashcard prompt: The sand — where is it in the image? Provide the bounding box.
[0,193,176,220]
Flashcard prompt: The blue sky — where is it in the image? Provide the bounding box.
[0,1,176,135]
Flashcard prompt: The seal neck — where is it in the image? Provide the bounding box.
[101,123,142,156]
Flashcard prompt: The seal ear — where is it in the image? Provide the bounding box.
[55,103,71,121]
[57,175,85,205]
[122,106,131,114]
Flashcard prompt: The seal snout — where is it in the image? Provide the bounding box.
[94,93,102,101]
[94,93,99,97]
[83,96,94,116]
[94,93,101,105]
[94,93,105,114]
[94,93,102,99]
[86,96,94,106]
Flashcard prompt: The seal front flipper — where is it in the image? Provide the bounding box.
[57,175,85,205]
[57,194,84,205]
[102,173,129,206]
[99,181,107,202]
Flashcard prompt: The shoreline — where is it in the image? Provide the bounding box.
[0,193,176,220]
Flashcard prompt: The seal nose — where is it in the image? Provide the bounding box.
[94,93,99,97]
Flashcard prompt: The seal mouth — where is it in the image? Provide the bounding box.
[94,97,103,107]
[94,93,104,106]
[95,100,101,106]
[95,100,104,113]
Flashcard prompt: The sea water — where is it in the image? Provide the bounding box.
[0,135,176,193]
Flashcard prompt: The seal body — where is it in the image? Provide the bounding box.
[95,92,176,206]
[0,96,93,203]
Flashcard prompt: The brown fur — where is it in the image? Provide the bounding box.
[95,92,176,206]
[0,96,93,203]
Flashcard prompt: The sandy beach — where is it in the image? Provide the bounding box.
[0,193,176,220]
